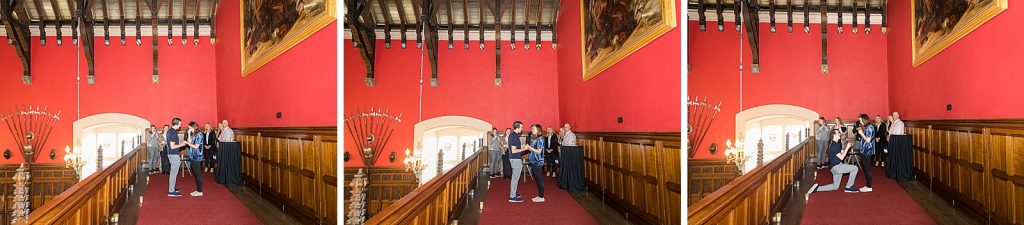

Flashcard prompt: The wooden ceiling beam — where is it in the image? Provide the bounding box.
[768,0,774,33]
[820,0,828,73]
[881,0,886,33]
[534,0,540,49]
[377,0,392,48]
[32,0,47,45]
[149,0,161,83]
[444,0,451,49]
[714,0,722,31]
[836,0,842,33]
[209,0,218,44]
[49,0,62,45]
[852,0,857,33]
[485,0,508,86]
[347,0,377,86]
[413,0,421,48]
[476,0,481,49]
[508,0,514,50]
[2,0,33,84]
[422,0,439,86]
[732,0,739,31]
[180,0,186,45]
[70,0,78,44]
[697,0,704,31]
[101,0,109,46]
[523,0,529,49]
[786,0,791,32]
[393,0,408,48]
[864,0,870,34]
[740,0,759,73]
[802,0,808,33]
[166,0,172,45]
[119,0,126,45]
[191,0,198,45]
[551,0,559,48]
[80,0,97,83]
[460,0,466,49]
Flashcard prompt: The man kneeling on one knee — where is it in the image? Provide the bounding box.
[808,129,861,197]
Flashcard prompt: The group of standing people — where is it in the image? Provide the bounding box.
[146,119,234,197]
[487,122,577,203]
[810,112,906,195]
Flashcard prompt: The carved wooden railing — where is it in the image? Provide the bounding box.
[687,138,813,225]
[235,127,338,225]
[364,147,485,224]
[576,132,682,225]
[17,145,144,224]
[0,164,77,225]
[906,119,1024,225]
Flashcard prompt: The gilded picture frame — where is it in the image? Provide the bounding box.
[241,0,337,76]
[912,0,1007,67]
[580,0,677,81]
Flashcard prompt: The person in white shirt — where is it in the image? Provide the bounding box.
[560,123,577,147]
[889,112,906,136]
[218,120,235,142]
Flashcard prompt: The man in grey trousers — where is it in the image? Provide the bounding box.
[166,118,189,197]
[488,128,503,178]
[808,129,861,198]
[816,117,831,169]
[507,121,526,202]
[147,125,161,174]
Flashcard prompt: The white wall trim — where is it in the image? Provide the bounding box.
[735,104,819,140]
[73,113,151,149]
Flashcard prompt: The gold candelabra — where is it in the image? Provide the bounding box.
[63,146,85,180]
[403,148,426,184]
[724,139,750,175]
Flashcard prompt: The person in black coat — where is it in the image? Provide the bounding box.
[202,123,219,173]
[873,115,889,167]
[544,126,560,177]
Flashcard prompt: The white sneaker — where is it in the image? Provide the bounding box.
[190,191,203,196]
[532,197,545,202]
[859,187,873,192]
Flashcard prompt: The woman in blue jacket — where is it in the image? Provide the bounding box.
[525,124,546,202]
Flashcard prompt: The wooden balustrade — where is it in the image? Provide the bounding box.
[364,147,485,224]
[18,146,144,224]
[906,119,1024,225]
[687,138,813,225]
[235,127,338,225]
[687,158,740,206]
[575,132,681,225]
[342,166,417,218]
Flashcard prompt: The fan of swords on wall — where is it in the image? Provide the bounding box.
[344,107,403,167]
[0,105,61,164]
[688,0,888,74]
[687,96,719,158]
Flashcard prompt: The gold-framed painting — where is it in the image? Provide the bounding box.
[912,0,1007,67]
[241,0,337,76]
[580,0,677,81]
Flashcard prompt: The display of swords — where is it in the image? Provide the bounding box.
[687,96,721,158]
[688,0,888,74]
[344,107,402,166]
[0,105,61,164]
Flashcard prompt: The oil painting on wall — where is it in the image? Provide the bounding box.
[912,0,1007,67]
[242,0,336,76]
[581,0,676,80]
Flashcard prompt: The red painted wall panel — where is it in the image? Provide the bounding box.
[214,0,338,128]
[555,0,683,133]
[688,21,889,158]
[343,39,559,167]
[0,36,217,164]
[887,1,1024,119]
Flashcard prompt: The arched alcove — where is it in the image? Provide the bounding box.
[413,116,491,184]
[734,104,818,173]
[72,113,150,179]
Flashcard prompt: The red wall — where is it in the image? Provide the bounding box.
[688,21,889,158]
[0,36,217,164]
[555,0,682,133]
[887,1,1024,119]
[343,39,559,167]
[214,0,338,128]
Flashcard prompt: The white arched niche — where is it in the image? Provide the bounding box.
[73,113,150,179]
[412,116,491,184]
[734,104,819,173]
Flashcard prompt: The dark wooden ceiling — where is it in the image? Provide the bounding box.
[346,0,562,88]
[1,0,221,85]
